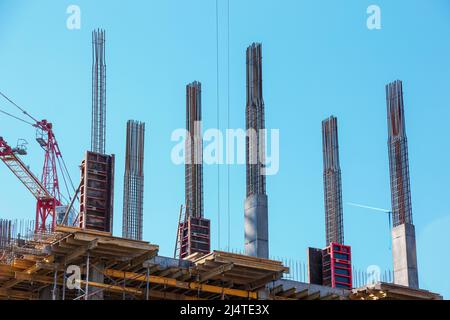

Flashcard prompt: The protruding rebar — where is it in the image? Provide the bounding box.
[386,80,413,227]
[246,43,266,197]
[185,81,203,218]
[91,29,106,155]
[244,43,269,258]
[122,120,145,240]
[322,116,344,245]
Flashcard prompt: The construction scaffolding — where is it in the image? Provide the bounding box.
[0,225,441,300]
[386,80,413,227]
[322,116,344,245]
[0,226,289,300]
[122,120,145,240]
[91,29,107,155]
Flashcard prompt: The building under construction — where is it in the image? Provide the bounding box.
[0,30,443,301]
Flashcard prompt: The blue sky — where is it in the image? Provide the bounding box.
[0,0,449,298]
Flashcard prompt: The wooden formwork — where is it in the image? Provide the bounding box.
[0,226,286,300]
[0,226,441,300]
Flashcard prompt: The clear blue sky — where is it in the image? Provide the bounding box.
[0,0,449,298]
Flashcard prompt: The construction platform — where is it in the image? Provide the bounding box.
[0,226,442,300]
[350,282,442,300]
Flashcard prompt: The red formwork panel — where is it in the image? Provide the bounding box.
[79,151,115,233]
[322,243,352,289]
[179,216,210,259]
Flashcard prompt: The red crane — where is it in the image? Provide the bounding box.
[34,120,63,231]
[0,91,73,232]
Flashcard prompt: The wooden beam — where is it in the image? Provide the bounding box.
[1,256,54,290]
[270,284,284,295]
[65,239,98,263]
[170,270,186,280]
[148,290,205,300]
[212,256,288,272]
[279,287,296,297]
[73,232,158,252]
[273,295,296,300]
[115,251,156,271]
[103,268,258,299]
[199,263,234,282]
[0,288,35,300]
[24,255,53,274]
[247,273,280,290]
[79,280,142,295]
[306,291,321,300]
[321,294,340,300]
[158,267,178,277]
[1,279,20,289]
[294,289,309,299]
[11,272,141,296]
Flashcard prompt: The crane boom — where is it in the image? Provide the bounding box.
[0,91,73,232]
[0,137,58,231]
[0,137,50,199]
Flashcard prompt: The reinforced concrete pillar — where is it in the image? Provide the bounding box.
[39,286,53,300]
[88,262,105,300]
[244,194,268,258]
[391,223,419,289]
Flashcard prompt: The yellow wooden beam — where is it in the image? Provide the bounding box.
[104,268,258,299]
[79,280,142,295]
[147,290,205,300]
[12,272,141,296]
[1,279,21,289]
[0,288,35,300]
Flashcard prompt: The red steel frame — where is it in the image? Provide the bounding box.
[35,120,61,232]
[0,119,62,232]
[179,216,210,259]
[323,243,352,289]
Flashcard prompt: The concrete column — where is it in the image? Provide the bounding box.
[88,262,105,300]
[39,286,53,300]
[258,288,270,300]
[244,194,268,258]
[392,223,419,289]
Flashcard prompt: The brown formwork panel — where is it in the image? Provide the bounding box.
[79,151,115,233]
[180,216,210,259]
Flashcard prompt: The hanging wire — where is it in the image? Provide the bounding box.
[226,0,231,252]
[0,89,76,207]
[0,90,39,123]
[216,0,221,250]
[56,156,72,200]
[0,107,35,126]
[60,151,76,192]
